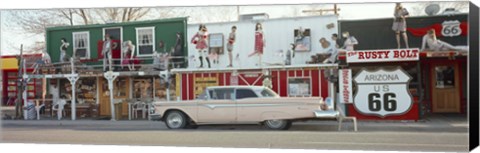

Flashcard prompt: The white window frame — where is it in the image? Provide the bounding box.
[135,27,156,57]
[287,77,312,97]
[72,31,90,59]
[102,27,123,45]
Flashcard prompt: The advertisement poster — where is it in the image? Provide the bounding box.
[194,77,218,97]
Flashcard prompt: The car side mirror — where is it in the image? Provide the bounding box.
[202,95,208,101]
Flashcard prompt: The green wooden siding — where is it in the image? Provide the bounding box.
[46,18,187,66]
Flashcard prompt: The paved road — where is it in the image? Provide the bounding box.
[0,120,469,152]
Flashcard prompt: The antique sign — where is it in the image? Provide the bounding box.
[339,69,353,103]
[346,48,419,63]
[353,68,413,117]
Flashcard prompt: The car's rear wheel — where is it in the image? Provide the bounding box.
[165,111,188,129]
[264,119,292,130]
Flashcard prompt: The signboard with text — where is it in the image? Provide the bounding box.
[353,68,413,117]
[339,69,353,103]
[346,48,419,63]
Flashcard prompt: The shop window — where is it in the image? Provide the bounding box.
[288,78,311,97]
[76,78,97,104]
[435,66,455,88]
[134,78,153,99]
[73,31,90,59]
[154,77,176,101]
[136,27,155,56]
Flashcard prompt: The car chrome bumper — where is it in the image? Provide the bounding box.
[149,114,162,121]
[313,110,339,118]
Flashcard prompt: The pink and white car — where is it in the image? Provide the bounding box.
[150,86,335,130]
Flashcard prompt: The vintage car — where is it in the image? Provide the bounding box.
[150,86,334,130]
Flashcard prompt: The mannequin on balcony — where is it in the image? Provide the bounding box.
[59,38,70,62]
[191,24,210,68]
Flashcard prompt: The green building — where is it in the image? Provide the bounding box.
[46,17,188,67]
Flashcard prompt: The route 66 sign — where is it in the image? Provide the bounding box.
[353,68,413,117]
[441,20,461,37]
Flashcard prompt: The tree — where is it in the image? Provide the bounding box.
[5,8,152,54]
[94,8,151,23]
[409,1,469,16]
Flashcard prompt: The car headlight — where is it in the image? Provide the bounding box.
[149,104,156,114]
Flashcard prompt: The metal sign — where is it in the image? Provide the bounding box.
[353,68,413,117]
[441,20,462,37]
[346,48,419,63]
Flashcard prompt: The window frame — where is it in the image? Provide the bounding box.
[287,77,312,97]
[235,88,259,100]
[72,31,90,59]
[135,27,156,57]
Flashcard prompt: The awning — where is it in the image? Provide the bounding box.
[0,58,19,70]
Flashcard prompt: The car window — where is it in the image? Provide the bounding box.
[210,88,234,100]
[236,89,258,99]
[260,89,278,97]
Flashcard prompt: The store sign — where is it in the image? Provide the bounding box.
[346,48,419,63]
[194,77,218,97]
[353,68,413,117]
[338,69,353,103]
[230,75,238,85]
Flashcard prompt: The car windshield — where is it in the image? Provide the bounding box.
[259,88,279,97]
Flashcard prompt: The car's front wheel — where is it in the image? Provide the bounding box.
[165,111,188,129]
[264,119,292,130]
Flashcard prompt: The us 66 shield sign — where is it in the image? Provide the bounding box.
[353,68,413,117]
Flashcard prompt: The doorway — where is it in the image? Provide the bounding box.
[430,62,460,113]
[99,77,130,117]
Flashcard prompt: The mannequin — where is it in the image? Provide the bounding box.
[121,40,136,71]
[173,32,183,68]
[320,37,338,63]
[392,3,410,49]
[341,31,358,51]
[226,26,237,67]
[285,43,296,65]
[191,24,210,68]
[248,22,265,67]
[102,34,113,71]
[421,29,468,52]
[59,38,70,62]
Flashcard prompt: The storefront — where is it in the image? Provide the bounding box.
[336,13,469,120]
[1,54,42,106]
[173,64,336,101]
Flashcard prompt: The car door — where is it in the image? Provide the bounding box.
[235,88,263,122]
[197,88,236,123]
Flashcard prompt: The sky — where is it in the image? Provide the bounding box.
[0,0,470,55]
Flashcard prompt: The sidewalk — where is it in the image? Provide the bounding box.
[0,113,468,133]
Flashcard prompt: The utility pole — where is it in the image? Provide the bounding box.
[15,44,23,119]
[302,4,340,16]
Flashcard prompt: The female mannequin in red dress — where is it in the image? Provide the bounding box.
[248,23,265,67]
